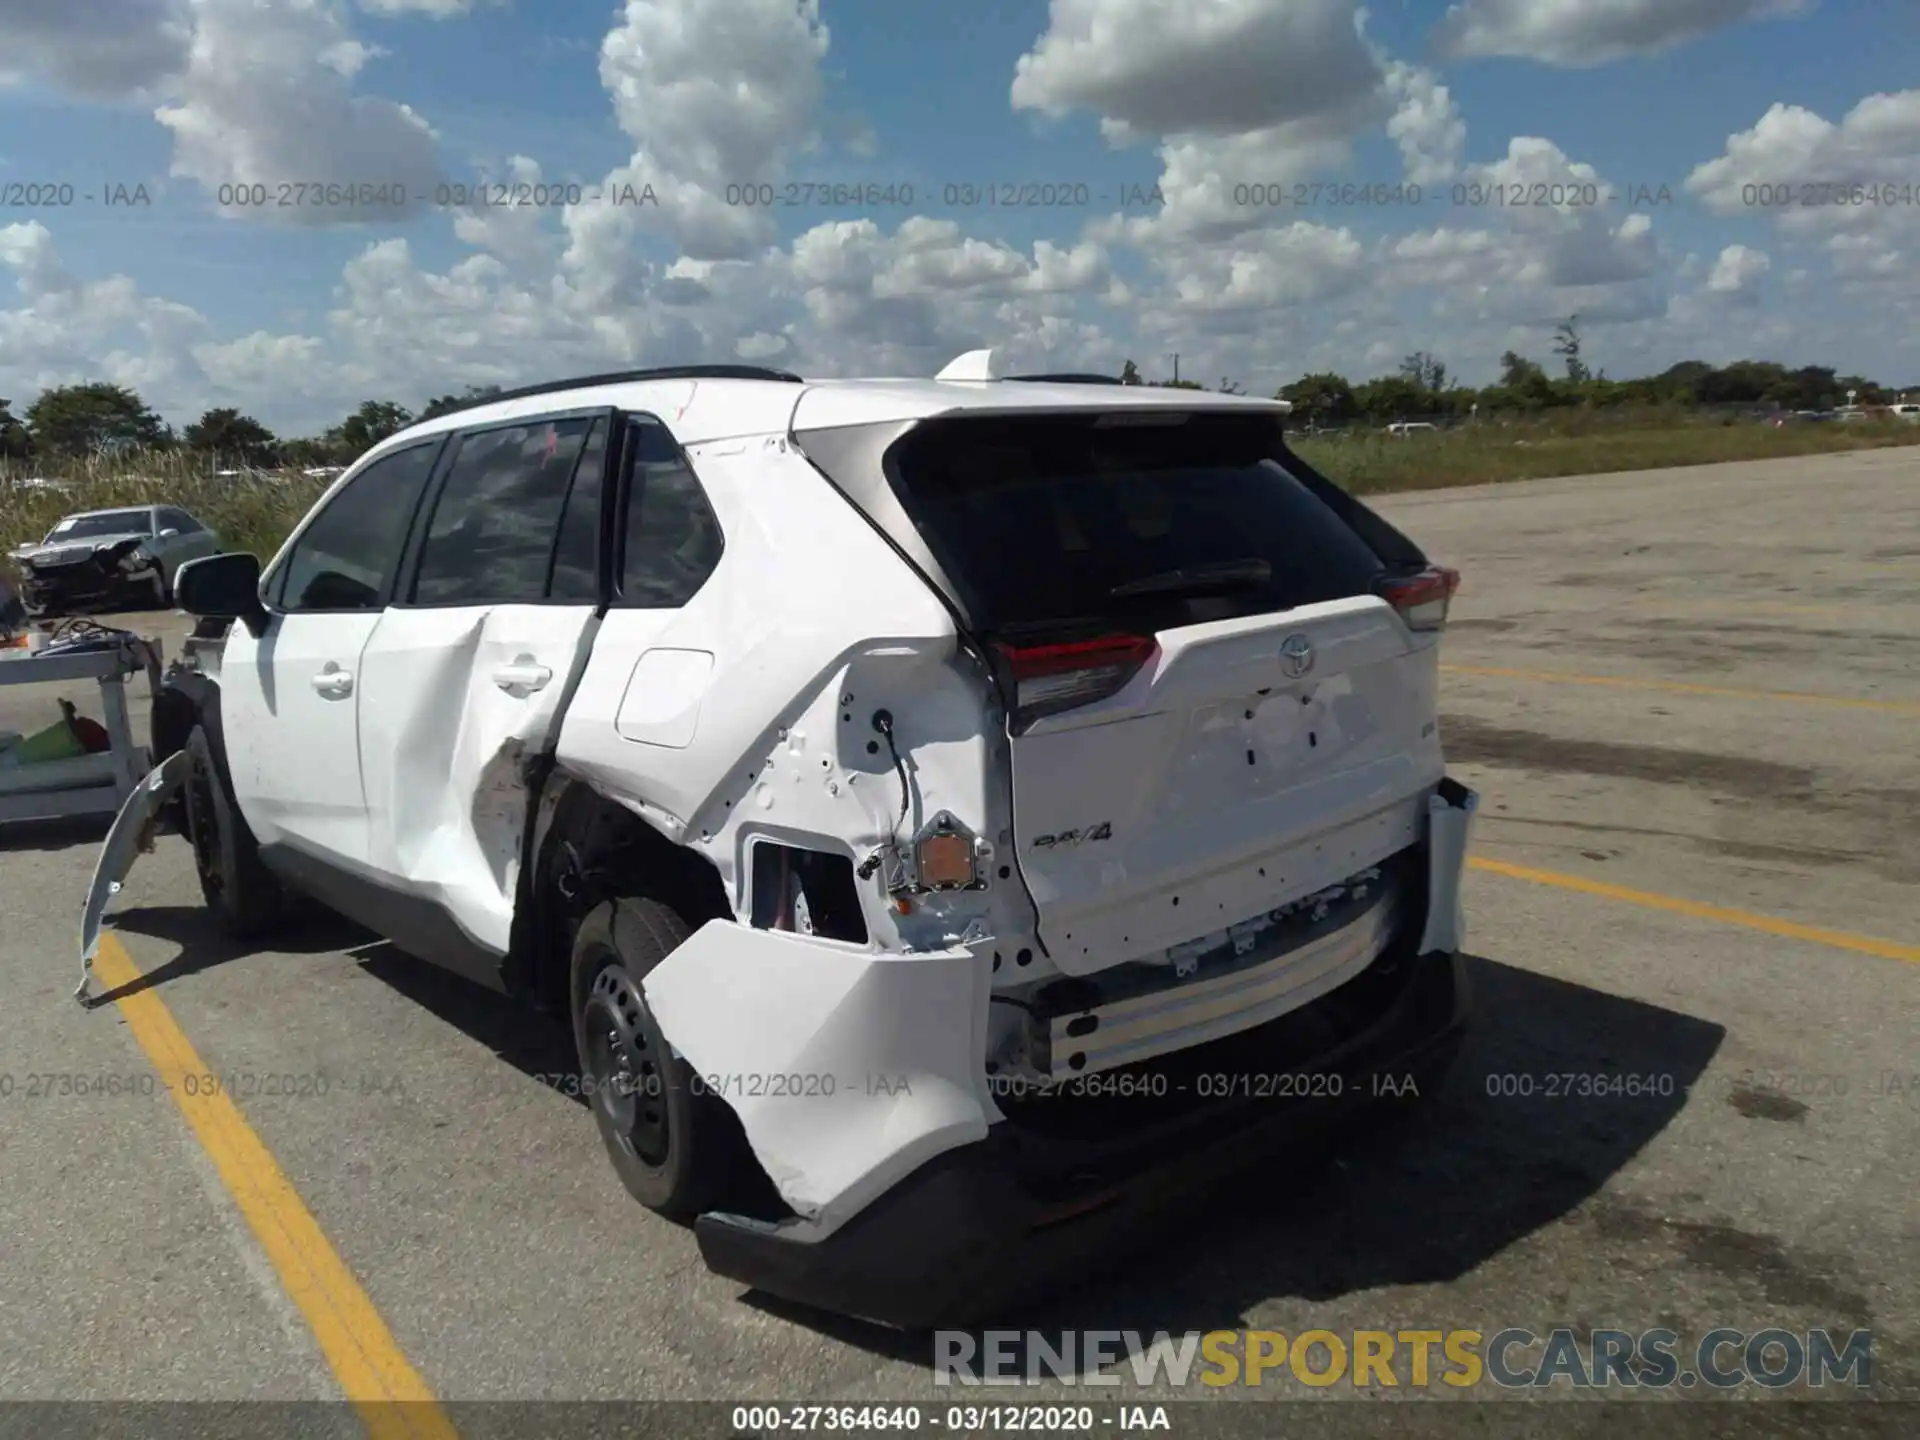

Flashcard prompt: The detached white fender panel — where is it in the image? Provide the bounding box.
[1418,780,1477,956]
[77,750,191,1001]
[641,921,998,1235]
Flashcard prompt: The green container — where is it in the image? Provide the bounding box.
[11,704,88,765]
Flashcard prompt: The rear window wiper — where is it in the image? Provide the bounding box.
[1108,558,1272,599]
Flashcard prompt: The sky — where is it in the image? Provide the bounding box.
[1,0,1917,436]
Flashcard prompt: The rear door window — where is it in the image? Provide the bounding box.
[409,415,599,606]
[884,412,1389,636]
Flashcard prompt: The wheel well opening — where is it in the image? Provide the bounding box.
[150,686,201,767]
[515,781,732,1015]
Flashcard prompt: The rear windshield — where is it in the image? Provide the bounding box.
[885,412,1394,636]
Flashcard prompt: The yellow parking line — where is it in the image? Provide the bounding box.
[93,934,458,1440]
[1442,663,1920,715]
[1468,857,1920,966]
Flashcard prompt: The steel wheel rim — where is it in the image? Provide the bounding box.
[582,961,669,1165]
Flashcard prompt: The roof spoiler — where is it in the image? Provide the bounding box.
[932,348,1125,387]
[931,349,1292,411]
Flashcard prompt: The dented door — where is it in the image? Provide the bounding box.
[357,604,599,953]
[353,409,614,956]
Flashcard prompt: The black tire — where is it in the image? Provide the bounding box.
[149,687,201,833]
[570,896,743,1218]
[182,724,286,938]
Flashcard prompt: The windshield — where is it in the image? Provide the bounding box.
[883,412,1396,636]
[47,510,153,542]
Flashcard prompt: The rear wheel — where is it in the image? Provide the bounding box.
[569,895,745,1218]
[182,724,286,938]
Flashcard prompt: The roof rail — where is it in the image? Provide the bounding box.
[464,364,805,411]
[1006,373,1124,385]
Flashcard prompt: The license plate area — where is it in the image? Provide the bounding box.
[997,856,1412,1083]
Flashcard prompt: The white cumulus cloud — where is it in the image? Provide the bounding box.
[155,0,443,227]
[0,0,192,101]
[1434,0,1814,68]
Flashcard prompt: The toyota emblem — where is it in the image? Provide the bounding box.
[1279,633,1315,679]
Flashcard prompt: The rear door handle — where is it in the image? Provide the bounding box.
[492,658,553,694]
[311,665,353,698]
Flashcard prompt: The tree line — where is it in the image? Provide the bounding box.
[0,383,504,469]
[1129,318,1904,426]
[3,325,1910,467]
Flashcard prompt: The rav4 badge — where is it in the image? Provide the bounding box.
[1032,822,1113,849]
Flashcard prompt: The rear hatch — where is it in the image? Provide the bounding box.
[880,409,1457,977]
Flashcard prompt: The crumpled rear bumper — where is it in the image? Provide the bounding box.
[664,779,1478,1327]
[694,940,1468,1328]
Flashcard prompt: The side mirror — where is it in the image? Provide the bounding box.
[175,552,269,635]
[157,527,180,539]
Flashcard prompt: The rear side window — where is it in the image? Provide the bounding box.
[616,417,724,607]
[884,413,1389,635]
[411,416,598,605]
[276,441,439,612]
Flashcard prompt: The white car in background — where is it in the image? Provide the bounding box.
[9,505,221,616]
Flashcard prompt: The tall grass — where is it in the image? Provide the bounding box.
[6,418,1918,577]
[1,453,328,582]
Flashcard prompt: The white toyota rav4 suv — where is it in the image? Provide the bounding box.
[82,352,1477,1326]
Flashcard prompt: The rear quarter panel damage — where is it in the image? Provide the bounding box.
[552,437,1033,1224]
[554,437,1036,953]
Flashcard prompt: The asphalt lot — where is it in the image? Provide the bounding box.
[0,447,1915,1435]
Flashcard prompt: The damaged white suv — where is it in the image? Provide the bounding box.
[82,352,1477,1327]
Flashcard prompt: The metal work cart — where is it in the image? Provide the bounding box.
[0,634,163,824]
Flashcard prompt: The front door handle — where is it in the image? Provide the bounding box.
[492,657,552,694]
[311,664,353,698]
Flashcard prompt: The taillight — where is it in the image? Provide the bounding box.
[996,634,1155,726]
[1378,566,1459,632]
